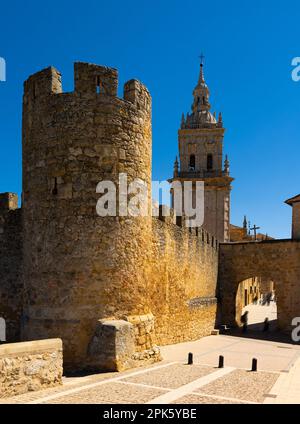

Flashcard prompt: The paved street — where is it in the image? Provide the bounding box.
[242,302,277,331]
[1,332,300,404]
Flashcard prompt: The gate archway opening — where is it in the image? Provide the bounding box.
[236,276,277,333]
[218,240,300,338]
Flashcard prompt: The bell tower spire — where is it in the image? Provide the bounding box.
[192,55,211,114]
[170,57,234,242]
[198,53,205,84]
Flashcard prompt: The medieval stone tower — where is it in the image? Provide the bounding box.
[171,61,233,242]
[21,63,153,369]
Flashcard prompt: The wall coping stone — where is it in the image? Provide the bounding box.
[0,338,62,358]
[220,239,300,246]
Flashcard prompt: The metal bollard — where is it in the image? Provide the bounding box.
[218,355,224,368]
[251,358,258,371]
[188,352,193,365]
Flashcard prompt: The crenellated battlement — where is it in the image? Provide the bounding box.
[23,66,62,101]
[124,79,151,112]
[156,204,219,250]
[23,62,151,114]
[74,62,118,97]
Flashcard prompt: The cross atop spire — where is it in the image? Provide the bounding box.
[197,53,206,86]
[199,53,205,66]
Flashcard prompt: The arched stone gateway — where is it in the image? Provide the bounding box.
[218,239,300,332]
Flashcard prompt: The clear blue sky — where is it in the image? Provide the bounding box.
[1,0,299,238]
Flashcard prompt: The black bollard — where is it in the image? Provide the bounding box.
[188,352,193,365]
[251,358,258,372]
[218,355,224,368]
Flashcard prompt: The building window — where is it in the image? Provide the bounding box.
[207,154,213,170]
[189,154,195,171]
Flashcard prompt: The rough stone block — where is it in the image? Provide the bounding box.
[87,319,136,371]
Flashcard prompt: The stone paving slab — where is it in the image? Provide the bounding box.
[42,382,165,404]
[171,394,246,404]
[0,371,118,404]
[264,356,300,404]
[147,366,235,404]
[123,363,215,389]
[199,369,279,403]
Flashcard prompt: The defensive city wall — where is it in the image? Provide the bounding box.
[0,63,219,376]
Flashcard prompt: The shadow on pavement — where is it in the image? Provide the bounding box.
[222,321,300,345]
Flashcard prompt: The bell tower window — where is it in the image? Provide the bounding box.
[207,154,213,171]
[189,154,195,171]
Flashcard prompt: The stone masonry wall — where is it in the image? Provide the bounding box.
[0,193,23,342]
[0,338,62,398]
[218,240,300,331]
[149,216,219,345]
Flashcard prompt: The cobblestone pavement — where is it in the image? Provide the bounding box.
[1,334,300,404]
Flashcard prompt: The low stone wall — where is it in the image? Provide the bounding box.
[0,338,63,398]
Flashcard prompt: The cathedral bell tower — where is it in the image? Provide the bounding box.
[170,59,233,242]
